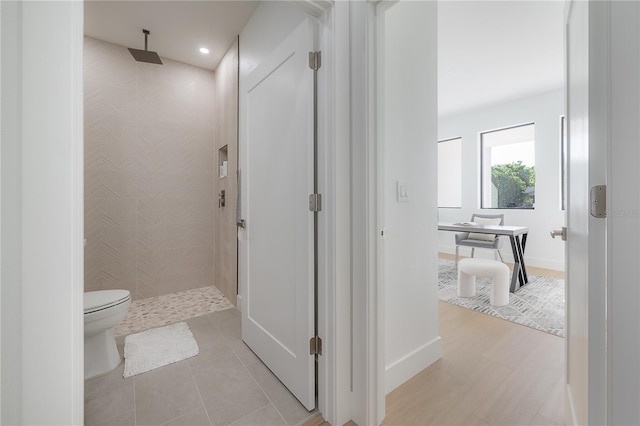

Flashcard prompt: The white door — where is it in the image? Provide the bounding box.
[565,1,607,424]
[241,20,316,411]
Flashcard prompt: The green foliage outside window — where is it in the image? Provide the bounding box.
[491,161,535,208]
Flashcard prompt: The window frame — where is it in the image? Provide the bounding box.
[479,122,536,210]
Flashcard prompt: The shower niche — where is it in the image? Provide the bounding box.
[218,145,228,178]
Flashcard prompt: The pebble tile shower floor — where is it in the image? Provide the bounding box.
[115,286,234,337]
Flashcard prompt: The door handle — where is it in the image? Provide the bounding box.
[218,190,225,208]
[550,227,567,241]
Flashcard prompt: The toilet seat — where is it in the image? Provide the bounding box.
[84,290,131,314]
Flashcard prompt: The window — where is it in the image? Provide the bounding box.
[438,137,462,208]
[481,123,535,209]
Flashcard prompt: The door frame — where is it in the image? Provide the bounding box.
[0,1,85,423]
[347,2,385,425]
[236,1,364,425]
[596,1,640,424]
[282,2,385,424]
[565,1,640,424]
[361,1,640,425]
[314,2,353,424]
[564,1,608,423]
[238,2,376,423]
[0,0,369,424]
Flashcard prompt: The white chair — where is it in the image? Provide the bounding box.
[455,213,505,265]
[458,258,510,307]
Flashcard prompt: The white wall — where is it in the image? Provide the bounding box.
[438,89,565,271]
[1,2,84,424]
[382,1,441,394]
[1,2,23,423]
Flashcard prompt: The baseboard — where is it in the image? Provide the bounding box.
[527,257,565,272]
[385,336,442,394]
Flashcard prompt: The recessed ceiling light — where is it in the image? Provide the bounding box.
[199,47,210,55]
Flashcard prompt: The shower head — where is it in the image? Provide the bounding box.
[128,29,163,65]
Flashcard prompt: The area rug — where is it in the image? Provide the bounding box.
[123,322,199,378]
[438,259,565,337]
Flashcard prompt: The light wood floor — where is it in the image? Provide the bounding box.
[384,254,565,425]
[307,255,566,426]
[383,301,564,425]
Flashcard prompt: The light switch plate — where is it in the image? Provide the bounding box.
[397,180,409,202]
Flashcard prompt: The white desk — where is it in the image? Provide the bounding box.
[438,222,529,292]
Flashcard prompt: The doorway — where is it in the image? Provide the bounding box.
[375,1,566,424]
[80,3,328,423]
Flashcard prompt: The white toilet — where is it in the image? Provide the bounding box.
[84,290,131,379]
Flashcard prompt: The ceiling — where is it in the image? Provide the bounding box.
[438,0,565,118]
[84,1,259,71]
[85,1,564,116]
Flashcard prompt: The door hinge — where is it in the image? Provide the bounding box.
[309,194,322,212]
[309,51,321,71]
[310,336,322,355]
[590,185,606,218]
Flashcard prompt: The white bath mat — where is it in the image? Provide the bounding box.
[123,321,199,378]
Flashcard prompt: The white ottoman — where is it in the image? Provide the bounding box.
[458,258,510,307]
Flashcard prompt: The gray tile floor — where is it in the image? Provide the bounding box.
[85,309,315,426]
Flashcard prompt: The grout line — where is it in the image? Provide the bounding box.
[188,332,269,426]
[205,310,255,366]
[133,374,137,426]
[88,409,136,426]
[122,306,299,426]
[187,316,228,426]
[530,407,546,426]
[207,310,263,369]
[292,412,321,426]
[209,309,292,424]
[159,387,209,426]
[207,309,237,344]
[240,345,292,425]
[227,403,275,426]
